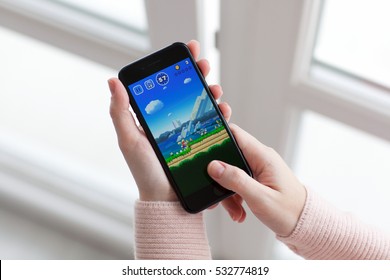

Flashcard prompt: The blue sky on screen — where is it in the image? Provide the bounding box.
[129,58,206,138]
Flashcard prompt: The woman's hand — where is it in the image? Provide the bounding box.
[108,40,235,203]
[208,124,307,236]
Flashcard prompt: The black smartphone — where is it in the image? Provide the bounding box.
[118,42,251,213]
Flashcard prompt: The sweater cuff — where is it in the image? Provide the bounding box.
[134,200,211,260]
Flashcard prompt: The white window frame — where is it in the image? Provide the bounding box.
[0,0,202,68]
[213,0,390,259]
[0,0,149,69]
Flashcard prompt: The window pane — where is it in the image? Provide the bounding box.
[313,0,390,89]
[52,0,148,32]
[0,26,137,200]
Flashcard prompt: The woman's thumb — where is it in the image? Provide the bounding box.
[208,160,261,200]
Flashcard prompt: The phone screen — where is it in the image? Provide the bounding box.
[120,43,251,212]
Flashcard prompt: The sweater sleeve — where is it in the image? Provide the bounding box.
[134,200,211,260]
[277,188,390,259]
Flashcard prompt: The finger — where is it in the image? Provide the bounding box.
[197,59,210,77]
[229,124,269,154]
[221,194,246,222]
[232,194,247,223]
[208,84,232,121]
[186,40,210,76]
[218,102,232,122]
[187,40,200,60]
[208,160,272,206]
[233,193,243,205]
[108,78,141,149]
[228,124,273,171]
[209,84,223,100]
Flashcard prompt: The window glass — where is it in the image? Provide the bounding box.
[313,0,390,89]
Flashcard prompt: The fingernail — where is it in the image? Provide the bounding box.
[209,161,225,179]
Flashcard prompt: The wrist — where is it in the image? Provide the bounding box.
[139,189,178,202]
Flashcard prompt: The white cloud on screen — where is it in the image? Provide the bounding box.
[145,99,164,114]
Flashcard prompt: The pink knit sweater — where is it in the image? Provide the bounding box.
[134,188,390,259]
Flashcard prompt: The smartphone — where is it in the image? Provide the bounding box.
[118,42,251,213]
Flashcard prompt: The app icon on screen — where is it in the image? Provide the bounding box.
[133,84,144,95]
[144,79,155,90]
[156,72,169,86]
